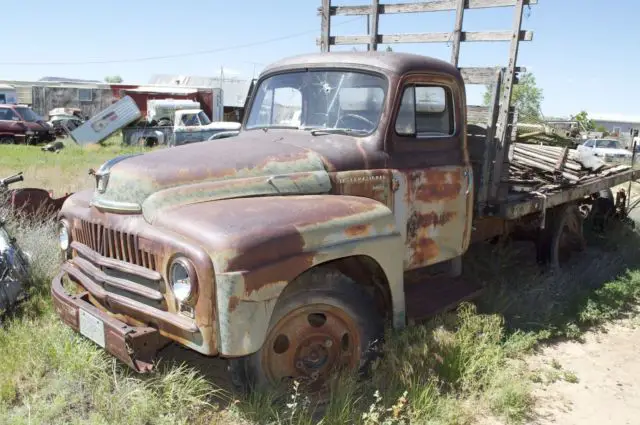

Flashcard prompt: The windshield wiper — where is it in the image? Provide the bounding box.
[301,127,368,136]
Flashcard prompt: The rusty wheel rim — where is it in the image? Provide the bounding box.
[262,304,361,395]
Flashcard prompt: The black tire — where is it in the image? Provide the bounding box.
[0,136,14,145]
[587,189,615,232]
[229,268,384,400]
[537,204,584,269]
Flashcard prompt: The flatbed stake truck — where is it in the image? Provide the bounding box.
[51,0,640,397]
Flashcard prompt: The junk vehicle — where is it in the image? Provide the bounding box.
[2,171,72,220]
[69,96,142,146]
[0,173,33,322]
[47,108,86,137]
[50,0,640,398]
[122,106,241,147]
[0,104,56,145]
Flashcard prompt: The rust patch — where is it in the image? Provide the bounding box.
[240,251,316,298]
[228,295,240,312]
[345,223,372,237]
[406,211,456,240]
[411,237,439,265]
[331,169,393,206]
[415,169,462,203]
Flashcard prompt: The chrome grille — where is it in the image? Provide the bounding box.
[73,220,157,271]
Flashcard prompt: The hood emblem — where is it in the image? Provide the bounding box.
[89,153,143,194]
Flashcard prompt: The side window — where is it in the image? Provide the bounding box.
[78,88,92,102]
[395,85,454,137]
[181,113,200,127]
[0,109,17,121]
[273,87,302,126]
[248,85,302,128]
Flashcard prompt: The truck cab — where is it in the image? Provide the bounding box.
[51,52,475,395]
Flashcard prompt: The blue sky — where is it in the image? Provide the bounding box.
[2,0,638,120]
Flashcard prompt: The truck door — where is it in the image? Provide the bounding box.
[388,74,473,270]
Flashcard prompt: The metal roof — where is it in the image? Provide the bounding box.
[261,51,459,77]
[149,74,252,108]
[126,86,199,95]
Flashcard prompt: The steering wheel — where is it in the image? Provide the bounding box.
[336,113,375,130]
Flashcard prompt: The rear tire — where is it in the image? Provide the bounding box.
[536,204,585,270]
[229,268,384,401]
[0,136,14,144]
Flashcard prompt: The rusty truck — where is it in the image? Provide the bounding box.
[50,0,640,397]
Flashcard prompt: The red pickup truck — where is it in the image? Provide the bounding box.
[0,104,56,145]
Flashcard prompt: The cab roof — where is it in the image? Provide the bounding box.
[261,51,461,79]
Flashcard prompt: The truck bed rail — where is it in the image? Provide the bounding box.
[501,167,640,219]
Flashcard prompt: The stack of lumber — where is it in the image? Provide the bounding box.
[515,122,575,147]
[508,143,629,193]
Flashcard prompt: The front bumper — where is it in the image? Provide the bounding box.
[51,271,169,372]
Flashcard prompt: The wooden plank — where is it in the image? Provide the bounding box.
[462,30,533,42]
[460,66,526,85]
[477,70,502,210]
[450,0,466,66]
[320,0,538,16]
[369,0,380,51]
[321,0,331,53]
[467,105,491,124]
[501,168,640,220]
[320,30,533,45]
[489,0,525,201]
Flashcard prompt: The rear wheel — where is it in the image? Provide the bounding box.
[537,204,585,270]
[229,268,384,401]
[0,136,14,144]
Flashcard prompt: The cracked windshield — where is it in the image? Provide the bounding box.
[245,70,386,135]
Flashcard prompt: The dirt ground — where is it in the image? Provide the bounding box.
[514,317,640,425]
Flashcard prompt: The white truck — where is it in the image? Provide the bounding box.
[123,100,240,147]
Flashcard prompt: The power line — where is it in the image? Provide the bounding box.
[0,17,364,66]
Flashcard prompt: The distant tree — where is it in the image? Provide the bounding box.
[572,110,595,132]
[483,73,543,122]
[385,46,393,52]
[595,124,608,133]
[104,75,123,83]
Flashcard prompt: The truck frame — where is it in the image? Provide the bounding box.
[51,0,640,399]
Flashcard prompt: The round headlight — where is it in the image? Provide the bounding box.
[58,221,70,252]
[169,257,197,304]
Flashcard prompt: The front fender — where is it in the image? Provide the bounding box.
[151,195,405,357]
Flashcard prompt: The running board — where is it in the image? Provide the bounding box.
[403,274,484,322]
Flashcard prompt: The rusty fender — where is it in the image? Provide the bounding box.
[150,195,405,357]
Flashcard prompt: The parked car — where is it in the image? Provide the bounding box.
[576,138,633,165]
[0,105,56,145]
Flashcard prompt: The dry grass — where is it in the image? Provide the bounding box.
[1,140,640,424]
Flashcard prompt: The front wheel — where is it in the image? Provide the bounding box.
[229,269,384,400]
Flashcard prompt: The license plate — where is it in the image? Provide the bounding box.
[79,308,105,348]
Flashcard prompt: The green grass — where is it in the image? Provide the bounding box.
[0,134,150,194]
[1,140,640,424]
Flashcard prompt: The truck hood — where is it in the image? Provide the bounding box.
[90,130,336,221]
[174,121,241,133]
